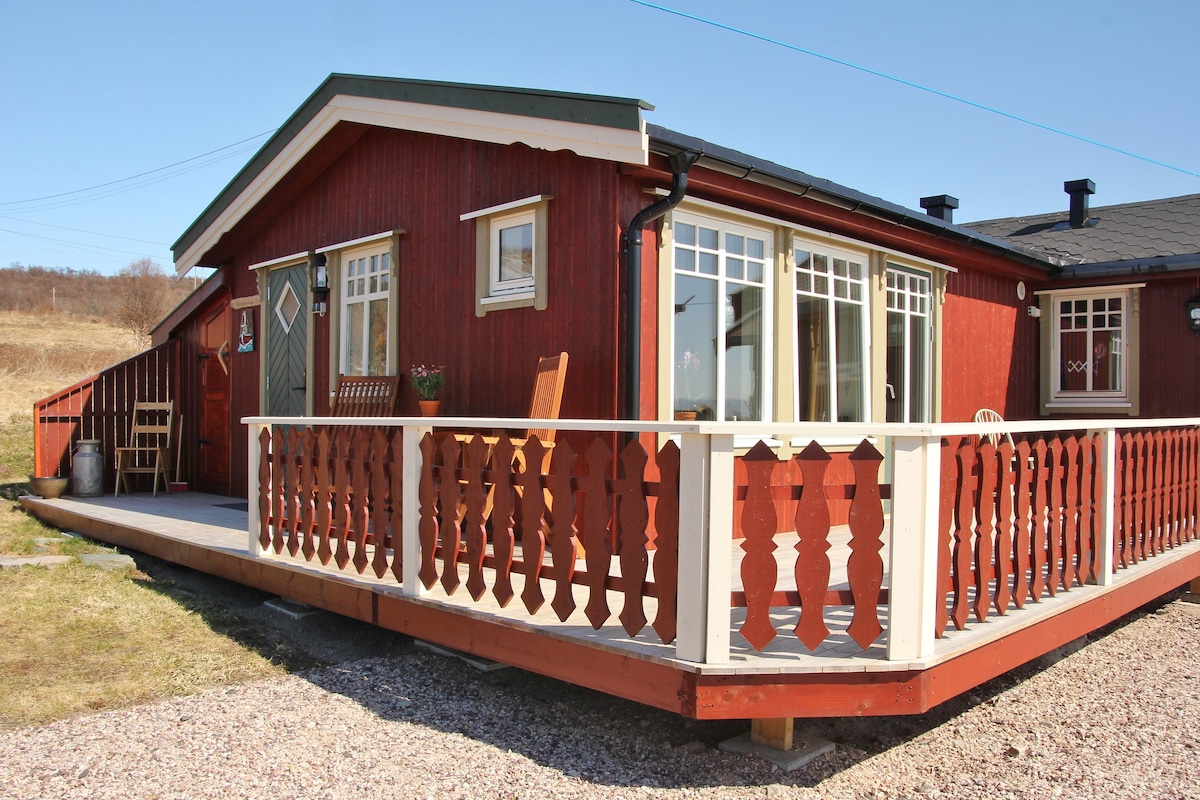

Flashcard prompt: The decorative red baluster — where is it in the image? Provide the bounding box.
[582,439,613,629]
[520,437,548,614]
[284,428,301,557]
[490,436,517,607]
[315,430,334,566]
[271,428,286,554]
[617,440,649,637]
[417,432,439,589]
[464,435,489,600]
[350,429,370,574]
[548,440,578,623]
[994,441,1014,614]
[1012,441,1032,608]
[1078,435,1094,585]
[1062,437,1079,589]
[1047,438,1064,596]
[370,431,390,579]
[739,441,779,651]
[846,440,884,649]
[299,430,316,562]
[438,433,462,595]
[1030,440,1048,600]
[974,441,997,621]
[952,441,977,629]
[793,441,831,650]
[390,432,405,584]
[652,440,680,645]
[332,436,351,569]
[936,436,960,638]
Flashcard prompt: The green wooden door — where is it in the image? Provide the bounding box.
[266,266,308,417]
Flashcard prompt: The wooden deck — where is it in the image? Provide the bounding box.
[21,488,1200,719]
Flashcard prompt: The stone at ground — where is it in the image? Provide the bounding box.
[79,553,136,571]
[0,555,73,569]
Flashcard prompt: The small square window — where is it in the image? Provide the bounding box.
[463,194,552,315]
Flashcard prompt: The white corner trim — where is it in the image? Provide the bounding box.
[316,229,405,254]
[176,95,648,275]
[247,251,308,271]
[460,194,550,221]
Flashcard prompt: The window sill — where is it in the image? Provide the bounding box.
[480,290,536,306]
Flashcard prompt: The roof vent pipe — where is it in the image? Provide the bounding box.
[1065,178,1095,229]
[919,194,959,223]
[621,149,700,421]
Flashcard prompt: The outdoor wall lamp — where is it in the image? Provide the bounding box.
[1187,288,1200,335]
[309,252,329,315]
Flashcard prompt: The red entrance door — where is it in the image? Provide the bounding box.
[197,301,231,494]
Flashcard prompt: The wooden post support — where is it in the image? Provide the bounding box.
[751,717,794,752]
[676,432,734,665]
[886,434,940,660]
[1092,427,1117,586]
[401,423,432,597]
[247,422,265,557]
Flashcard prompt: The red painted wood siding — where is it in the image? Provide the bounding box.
[941,267,1040,421]
[1138,278,1200,418]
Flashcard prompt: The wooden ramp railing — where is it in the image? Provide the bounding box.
[33,343,175,489]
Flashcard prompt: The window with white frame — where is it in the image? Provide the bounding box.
[793,243,869,423]
[342,247,390,376]
[462,194,552,315]
[672,213,772,421]
[1042,285,1139,413]
[884,265,932,423]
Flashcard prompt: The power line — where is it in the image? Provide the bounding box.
[0,215,166,246]
[629,0,1200,180]
[0,130,276,207]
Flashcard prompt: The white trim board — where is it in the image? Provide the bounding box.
[177,96,648,274]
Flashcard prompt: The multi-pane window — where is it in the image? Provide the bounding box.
[793,245,869,422]
[1056,293,1124,394]
[885,266,932,423]
[672,215,771,421]
[342,249,390,376]
[490,210,536,296]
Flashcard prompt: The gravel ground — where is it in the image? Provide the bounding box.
[2,586,1197,800]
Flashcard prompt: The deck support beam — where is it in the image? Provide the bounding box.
[247,422,265,557]
[401,423,433,596]
[750,717,794,751]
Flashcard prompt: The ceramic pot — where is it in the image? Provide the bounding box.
[419,399,441,417]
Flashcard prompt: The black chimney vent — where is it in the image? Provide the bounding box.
[1064,179,1095,228]
[919,194,959,223]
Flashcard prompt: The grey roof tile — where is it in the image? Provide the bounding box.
[966,193,1200,265]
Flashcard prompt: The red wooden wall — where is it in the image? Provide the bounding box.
[940,267,1041,421]
[1138,277,1200,418]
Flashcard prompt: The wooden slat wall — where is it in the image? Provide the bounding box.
[940,267,1040,421]
[1137,278,1200,418]
[33,343,175,490]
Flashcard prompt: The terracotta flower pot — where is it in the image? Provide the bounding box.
[419,399,441,417]
[674,410,698,421]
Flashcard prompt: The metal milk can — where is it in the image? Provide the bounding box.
[72,439,103,497]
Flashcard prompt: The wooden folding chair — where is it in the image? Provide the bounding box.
[114,401,175,497]
[329,373,402,417]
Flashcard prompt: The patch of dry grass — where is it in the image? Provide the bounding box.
[0,562,282,728]
[0,311,139,421]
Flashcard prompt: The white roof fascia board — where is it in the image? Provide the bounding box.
[176,97,647,275]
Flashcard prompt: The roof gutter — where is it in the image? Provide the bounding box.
[622,149,700,420]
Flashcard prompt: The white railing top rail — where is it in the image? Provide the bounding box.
[243,415,1200,437]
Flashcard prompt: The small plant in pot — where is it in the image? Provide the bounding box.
[410,364,445,415]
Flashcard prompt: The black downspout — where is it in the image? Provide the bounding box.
[621,149,700,420]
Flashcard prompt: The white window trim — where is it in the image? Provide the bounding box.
[791,236,872,424]
[339,243,393,377]
[883,262,934,424]
[670,210,774,423]
[1038,283,1142,415]
[465,195,552,315]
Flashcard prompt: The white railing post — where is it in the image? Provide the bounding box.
[247,422,266,557]
[676,431,734,665]
[401,423,432,596]
[1092,426,1118,586]
[886,433,941,660]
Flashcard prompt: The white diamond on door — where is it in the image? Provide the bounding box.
[275,282,302,333]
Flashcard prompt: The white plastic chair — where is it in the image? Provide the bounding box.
[973,408,1014,449]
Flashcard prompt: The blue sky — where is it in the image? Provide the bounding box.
[2,0,1198,276]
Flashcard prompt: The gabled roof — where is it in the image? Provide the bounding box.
[173,74,1059,276]
[967,193,1200,279]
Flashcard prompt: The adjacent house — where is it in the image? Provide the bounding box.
[966,184,1200,419]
